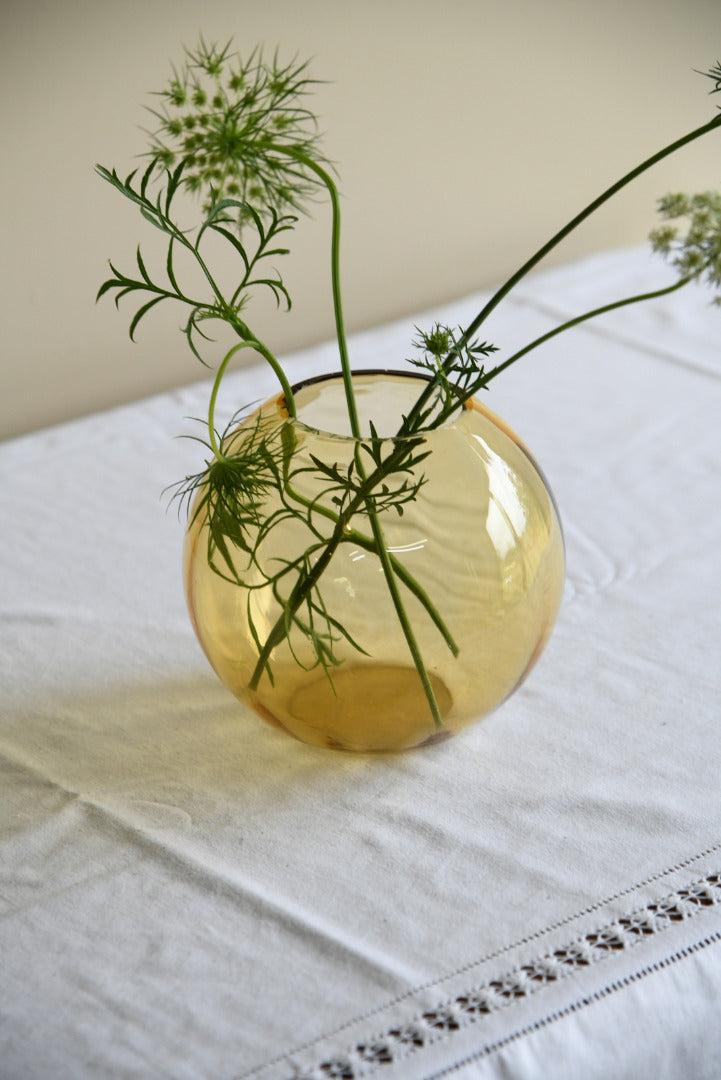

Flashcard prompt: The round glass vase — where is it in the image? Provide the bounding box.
[183,371,565,752]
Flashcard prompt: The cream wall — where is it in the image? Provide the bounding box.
[1,0,720,439]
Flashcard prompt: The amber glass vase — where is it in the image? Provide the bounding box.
[184,372,565,752]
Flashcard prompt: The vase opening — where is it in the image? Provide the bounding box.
[282,369,441,439]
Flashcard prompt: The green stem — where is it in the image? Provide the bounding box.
[208,339,296,460]
[248,515,347,689]
[464,114,721,339]
[277,147,361,436]
[366,508,444,728]
[282,474,459,656]
[399,114,721,436]
[248,431,457,706]
[483,275,692,383]
[350,440,445,726]
[263,144,445,725]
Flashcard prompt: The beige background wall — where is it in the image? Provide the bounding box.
[1,0,720,440]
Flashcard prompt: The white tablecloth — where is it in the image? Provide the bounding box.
[1,248,720,1079]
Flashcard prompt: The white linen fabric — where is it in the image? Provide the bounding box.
[1,247,720,1080]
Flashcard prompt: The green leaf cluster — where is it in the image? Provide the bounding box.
[96,159,296,371]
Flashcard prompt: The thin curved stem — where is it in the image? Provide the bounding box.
[483,275,691,384]
[398,115,721,436]
[282,474,459,656]
[463,114,721,340]
[278,148,361,436]
[208,338,296,459]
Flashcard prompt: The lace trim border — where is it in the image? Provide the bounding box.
[287,870,721,1080]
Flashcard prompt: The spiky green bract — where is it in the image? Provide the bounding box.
[171,412,367,685]
[650,191,721,300]
[146,37,328,220]
[172,412,290,583]
[398,324,497,437]
[699,61,721,95]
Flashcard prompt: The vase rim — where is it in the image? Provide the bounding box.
[283,368,473,442]
[289,367,432,394]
